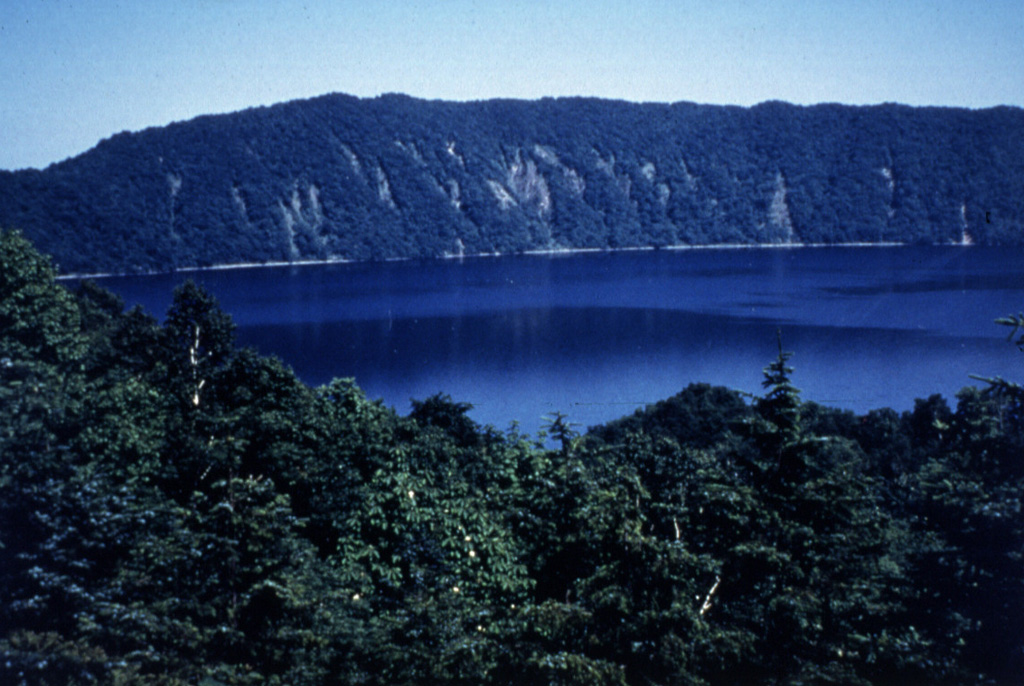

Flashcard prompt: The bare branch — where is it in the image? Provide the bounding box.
[700,576,721,616]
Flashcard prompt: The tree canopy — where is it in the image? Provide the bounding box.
[2,229,1023,684]
[2,95,1022,274]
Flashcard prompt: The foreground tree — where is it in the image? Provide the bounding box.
[3,232,1024,684]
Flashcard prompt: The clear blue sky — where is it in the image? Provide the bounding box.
[2,0,1021,170]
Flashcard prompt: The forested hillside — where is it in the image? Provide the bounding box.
[1,95,1022,274]
[3,229,1024,684]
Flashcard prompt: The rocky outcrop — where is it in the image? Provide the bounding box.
[0,94,1021,273]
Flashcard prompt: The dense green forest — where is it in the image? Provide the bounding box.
[1,95,1023,274]
[2,228,1024,684]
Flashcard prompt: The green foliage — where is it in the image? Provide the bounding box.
[995,311,1024,348]
[3,234,1024,684]
[1,229,84,364]
[4,97,1024,274]
[410,392,482,448]
[754,332,803,466]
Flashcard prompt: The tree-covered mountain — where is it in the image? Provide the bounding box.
[2,94,1022,274]
[4,229,1024,684]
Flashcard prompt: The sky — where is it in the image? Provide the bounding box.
[1,0,1021,170]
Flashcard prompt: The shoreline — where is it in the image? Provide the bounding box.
[57,240,933,281]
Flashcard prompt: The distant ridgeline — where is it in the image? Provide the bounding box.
[1,93,1023,274]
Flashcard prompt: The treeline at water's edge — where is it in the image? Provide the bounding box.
[3,227,1024,684]
[2,94,1023,275]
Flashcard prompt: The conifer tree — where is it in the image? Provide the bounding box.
[754,331,802,471]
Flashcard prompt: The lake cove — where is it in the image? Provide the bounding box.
[88,246,1024,435]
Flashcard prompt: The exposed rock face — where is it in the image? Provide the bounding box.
[0,93,1021,273]
[769,172,795,244]
[506,151,551,218]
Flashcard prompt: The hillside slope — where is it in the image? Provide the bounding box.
[2,94,1022,273]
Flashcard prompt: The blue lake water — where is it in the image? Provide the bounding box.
[88,246,1024,435]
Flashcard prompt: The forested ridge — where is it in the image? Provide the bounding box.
[4,229,1024,685]
[1,94,1023,274]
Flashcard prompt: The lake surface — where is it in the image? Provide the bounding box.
[88,246,1024,435]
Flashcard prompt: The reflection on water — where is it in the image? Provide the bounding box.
[89,246,1024,435]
